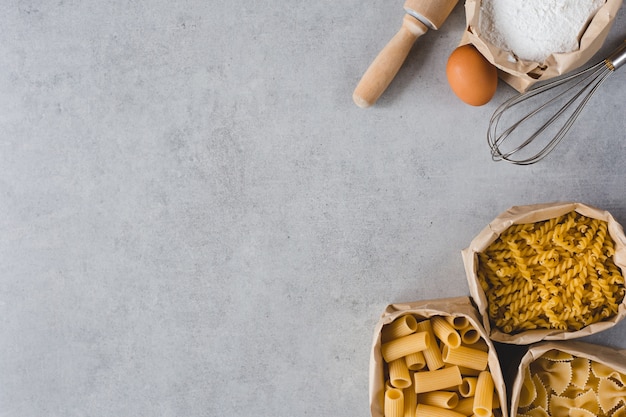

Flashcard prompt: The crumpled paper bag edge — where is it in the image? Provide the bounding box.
[369,296,509,417]
[460,0,623,92]
[461,201,626,345]
[509,340,626,416]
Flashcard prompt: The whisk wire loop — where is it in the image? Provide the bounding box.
[487,40,626,165]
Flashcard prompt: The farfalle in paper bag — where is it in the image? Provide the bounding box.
[462,202,626,344]
[369,296,507,417]
[511,341,626,417]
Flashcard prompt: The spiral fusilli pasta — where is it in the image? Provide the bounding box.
[477,211,625,334]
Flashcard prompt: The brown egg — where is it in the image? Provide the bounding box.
[446,44,498,106]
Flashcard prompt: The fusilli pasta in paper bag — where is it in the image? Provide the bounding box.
[510,341,626,417]
[462,202,626,345]
[369,296,508,417]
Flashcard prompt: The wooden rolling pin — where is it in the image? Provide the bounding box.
[353,0,459,108]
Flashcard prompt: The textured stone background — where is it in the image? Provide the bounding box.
[1,1,625,416]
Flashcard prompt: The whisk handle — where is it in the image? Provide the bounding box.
[605,40,626,71]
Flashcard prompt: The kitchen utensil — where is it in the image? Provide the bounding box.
[353,0,459,108]
[488,39,626,165]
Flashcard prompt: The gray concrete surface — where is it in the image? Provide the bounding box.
[1,1,625,416]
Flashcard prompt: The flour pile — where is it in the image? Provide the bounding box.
[479,0,606,63]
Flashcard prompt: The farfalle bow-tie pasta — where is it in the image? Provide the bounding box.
[517,349,626,417]
[477,211,626,334]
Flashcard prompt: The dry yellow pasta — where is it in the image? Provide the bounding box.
[518,367,536,408]
[445,315,469,330]
[550,390,598,416]
[608,404,626,417]
[389,358,412,389]
[405,351,426,371]
[414,366,462,393]
[383,314,418,342]
[592,361,626,382]
[441,345,489,371]
[455,393,501,415]
[571,357,591,389]
[386,380,395,391]
[459,326,481,345]
[417,391,459,409]
[517,349,626,417]
[380,315,501,417]
[569,410,597,417]
[531,374,548,411]
[518,408,550,417]
[457,366,481,377]
[533,358,571,395]
[453,397,474,415]
[477,211,626,334]
[492,391,501,409]
[381,331,430,363]
[458,377,477,398]
[415,404,466,417]
[474,371,494,417]
[464,338,489,352]
[431,316,461,348]
[385,388,404,417]
[404,387,417,417]
[416,320,445,371]
[598,379,625,414]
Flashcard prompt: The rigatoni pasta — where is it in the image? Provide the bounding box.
[381,332,430,363]
[464,338,489,352]
[405,351,427,371]
[416,320,445,371]
[431,316,461,348]
[473,371,494,417]
[445,316,469,330]
[389,358,412,389]
[385,388,404,417]
[417,391,459,409]
[458,377,477,398]
[413,366,462,393]
[383,314,419,342]
[452,397,474,416]
[416,404,466,417]
[459,326,480,345]
[405,387,417,417]
[378,314,502,417]
[441,345,489,371]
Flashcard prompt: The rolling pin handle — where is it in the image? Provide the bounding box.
[353,14,429,108]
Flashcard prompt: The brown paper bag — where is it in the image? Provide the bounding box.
[462,201,626,345]
[369,296,508,417]
[459,0,623,92]
[510,340,626,417]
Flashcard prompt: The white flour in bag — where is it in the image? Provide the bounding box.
[479,0,606,63]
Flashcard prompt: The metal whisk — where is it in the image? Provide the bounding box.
[487,40,626,165]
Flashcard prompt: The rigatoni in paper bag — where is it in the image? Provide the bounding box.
[369,296,508,417]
